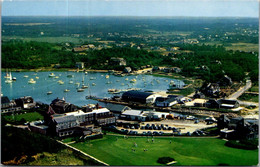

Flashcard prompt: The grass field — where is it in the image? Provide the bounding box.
[70,135,258,166]
[225,42,259,52]
[4,112,43,123]
[238,93,259,103]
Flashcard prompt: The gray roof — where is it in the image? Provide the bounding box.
[54,115,76,123]
[122,90,153,100]
[106,103,130,112]
[1,96,10,104]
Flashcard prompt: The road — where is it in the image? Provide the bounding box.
[228,80,252,99]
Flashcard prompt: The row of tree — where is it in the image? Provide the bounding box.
[2,41,258,83]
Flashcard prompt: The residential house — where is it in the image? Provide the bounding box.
[1,96,22,113]
[15,96,36,109]
[50,98,77,114]
[110,57,127,66]
[123,67,132,73]
[154,97,178,107]
[218,115,258,140]
[106,103,131,118]
[75,62,85,69]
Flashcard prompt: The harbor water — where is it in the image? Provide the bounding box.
[2,71,185,106]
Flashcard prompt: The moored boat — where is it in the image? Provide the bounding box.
[49,73,55,77]
[28,78,36,84]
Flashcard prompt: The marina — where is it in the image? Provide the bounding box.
[1,71,185,106]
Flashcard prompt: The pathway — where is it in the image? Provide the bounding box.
[228,80,252,99]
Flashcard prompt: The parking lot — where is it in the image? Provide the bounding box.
[116,119,216,136]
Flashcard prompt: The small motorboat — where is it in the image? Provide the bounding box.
[49,73,55,77]
[47,91,52,95]
[28,78,36,84]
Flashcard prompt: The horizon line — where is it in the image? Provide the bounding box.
[2,15,259,18]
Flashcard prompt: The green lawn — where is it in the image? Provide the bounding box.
[4,112,43,123]
[238,93,259,103]
[70,135,258,166]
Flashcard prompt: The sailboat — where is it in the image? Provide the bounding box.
[4,70,10,79]
[81,75,88,89]
[5,72,13,84]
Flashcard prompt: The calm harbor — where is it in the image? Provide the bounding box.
[2,71,185,106]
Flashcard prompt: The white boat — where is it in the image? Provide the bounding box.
[92,83,96,86]
[5,72,13,83]
[57,80,64,85]
[64,89,70,92]
[130,79,137,83]
[12,77,17,81]
[49,73,55,77]
[85,71,88,75]
[81,84,88,89]
[55,76,59,79]
[105,75,109,79]
[35,76,39,79]
[28,78,36,84]
[125,78,129,81]
[23,75,29,78]
[47,91,52,95]
[77,88,84,92]
[106,81,112,84]
[90,77,96,80]
[69,80,74,84]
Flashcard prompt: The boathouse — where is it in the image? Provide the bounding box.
[122,90,161,104]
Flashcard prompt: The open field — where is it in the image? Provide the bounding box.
[238,93,259,103]
[70,135,258,166]
[3,112,43,123]
[2,36,84,44]
[225,42,259,52]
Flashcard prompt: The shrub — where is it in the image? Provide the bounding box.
[157,157,175,164]
[225,139,258,150]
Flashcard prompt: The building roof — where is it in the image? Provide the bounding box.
[122,109,143,116]
[122,90,153,100]
[54,115,76,123]
[106,103,130,112]
[1,96,10,104]
[90,108,110,114]
[65,110,88,116]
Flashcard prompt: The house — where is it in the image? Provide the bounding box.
[218,115,258,140]
[121,109,164,121]
[218,75,233,86]
[121,109,146,121]
[75,62,84,69]
[205,99,220,108]
[72,47,87,53]
[1,96,10,109]
[15,96,36,109]
[193,91,205,99]
[201,83,220,97]
[122,90,162,104]
[123,67,132,73]
[218,99,239,109]
[91,108,116,126]
[50,98,77,114]
[29,121,49,135]
[105,103,131,117]
[154,97,178,107]
[110,57,126,66]
[1,96,22,113]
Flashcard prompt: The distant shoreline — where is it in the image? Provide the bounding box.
[1,68,110,73]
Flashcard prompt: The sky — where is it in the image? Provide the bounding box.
[2,0,259,17]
